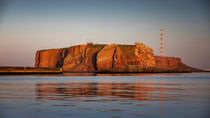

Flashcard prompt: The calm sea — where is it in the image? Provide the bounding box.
[0,73,210,118]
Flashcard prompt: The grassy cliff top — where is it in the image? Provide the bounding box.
[87,44,107,48]
[38,44,136,52]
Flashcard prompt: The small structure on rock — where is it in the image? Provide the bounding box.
[87,42,93,45]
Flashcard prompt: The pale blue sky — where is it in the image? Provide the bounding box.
[0,0,209,69]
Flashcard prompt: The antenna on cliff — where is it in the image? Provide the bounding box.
[160,28,163,57]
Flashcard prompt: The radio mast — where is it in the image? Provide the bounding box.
[160,28,163,56]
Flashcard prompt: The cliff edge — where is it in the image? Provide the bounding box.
[35,43,199,73]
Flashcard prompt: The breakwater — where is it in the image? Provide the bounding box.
[0,67,62,74]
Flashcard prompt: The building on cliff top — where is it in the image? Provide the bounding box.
[87,42,93,45]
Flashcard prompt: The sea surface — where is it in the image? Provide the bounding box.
[0,73,210,118]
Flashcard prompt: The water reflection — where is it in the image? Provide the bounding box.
[34,81,188,117]
[1,74,210,118]
[35,82,182,102]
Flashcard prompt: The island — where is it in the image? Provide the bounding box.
[35,42,200,73]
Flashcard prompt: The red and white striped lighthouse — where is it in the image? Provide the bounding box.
[160,28,163,56]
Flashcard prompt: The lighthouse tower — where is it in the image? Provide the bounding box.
[160,29,163,57]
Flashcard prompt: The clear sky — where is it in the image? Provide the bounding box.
[0,0,209,69]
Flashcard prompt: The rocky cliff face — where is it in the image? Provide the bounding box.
[154,56,200,72]
[35,49,68,68]
[35,43,197,73]
[155,56,182,69]
[62,45,105,72]
[96,43,155,72]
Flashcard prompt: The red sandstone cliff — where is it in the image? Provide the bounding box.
[154,56,200,72]
[96,43,156,72]
[35,43,199,73]
[62,44,105,72]
[35,44,106,72]
[35,48,68,68]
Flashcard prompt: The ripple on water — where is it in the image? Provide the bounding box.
[0,74,210,118]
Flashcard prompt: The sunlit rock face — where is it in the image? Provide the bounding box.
[96,43,156,72]
[96,44,118,72]
[62,45,87,72]
[134,42,156,68]
[155,56,182,69]
[62,45,105,72]
[35,42,197,73]
[154,56,199,72]
[35,49,68,68]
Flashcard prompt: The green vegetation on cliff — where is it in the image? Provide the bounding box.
[87,44,106,48]
[118,45,135,57]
